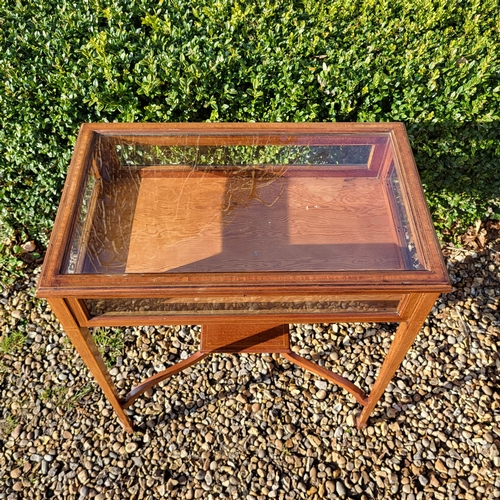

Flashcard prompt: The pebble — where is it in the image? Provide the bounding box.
[336,481,347,497]
[11,309,23,319]
[0,235,499,500]
[482,385,493,396]
[11,424,22,439]
[251,403,261,412]
[307,435,321,448]
[21,241,36,252]
[166,478,178,491]
[10,468,21,479]
[205,471,213,486]
[78,470,88,484]
[125,442,138,453]
[325,481,335,494]
[418,475,429,486]
[314,380,328,391]
[435,459,447,474]
[315,390,327,400]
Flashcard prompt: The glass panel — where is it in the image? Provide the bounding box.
[63,137,142,273]
[65,168,99,274]
[115,143,373,167]
[387,161,425,270]
[62,132,423,274]
[84,295,401,317]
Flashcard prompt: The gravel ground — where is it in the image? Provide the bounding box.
[0,224,499,500]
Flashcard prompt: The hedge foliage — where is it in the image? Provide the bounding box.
[1,0,499,246]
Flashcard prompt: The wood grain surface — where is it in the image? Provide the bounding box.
[125,173,403,273]
[126,176,225,272]
[200,324,290,353]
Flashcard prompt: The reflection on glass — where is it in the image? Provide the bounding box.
[84,296,401,317]
[65,170,99,274]
[387,162,424,270]
[64,137,142,273]
[114,143,373,167]
[62,132,424,275]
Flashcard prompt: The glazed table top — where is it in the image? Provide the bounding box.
[38,123,450,306]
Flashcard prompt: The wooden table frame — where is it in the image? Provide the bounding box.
[37,123,451,433]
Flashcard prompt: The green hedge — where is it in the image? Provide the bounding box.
[1,0,499,246]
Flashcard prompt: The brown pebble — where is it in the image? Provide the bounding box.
[77,470,88,484]
[11,424,22,440]
[325,481,335,494]
[315,390,327,400]
[482,385,493,396]
[252,403,261,412]
[125,442,138,453]
[435,459,447,474]
[235,394,247,404]
[430,474,440,487]
[10,468,21,479]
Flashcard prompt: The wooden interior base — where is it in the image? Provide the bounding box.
[125,176,404,273]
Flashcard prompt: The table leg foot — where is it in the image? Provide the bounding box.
[47,299,135,432]
[356,293,440,428]
[123,423,134,434]
[355,414,368,430]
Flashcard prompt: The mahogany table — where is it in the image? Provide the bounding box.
[36,123,451,433]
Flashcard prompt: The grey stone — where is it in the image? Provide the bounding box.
[314,380,328,391]
[336,481,346,497]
